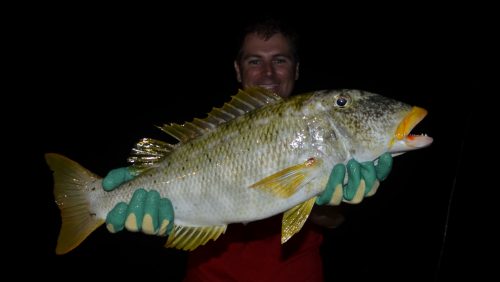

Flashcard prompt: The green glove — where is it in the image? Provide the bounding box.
[315,153,393,205]
[103,167,174,236]
[102,167,138,191]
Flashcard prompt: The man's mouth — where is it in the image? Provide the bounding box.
[258,84,279,93]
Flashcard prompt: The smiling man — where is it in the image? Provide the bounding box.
[234,23,299,98]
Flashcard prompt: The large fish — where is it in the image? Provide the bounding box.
[46,88,433,255]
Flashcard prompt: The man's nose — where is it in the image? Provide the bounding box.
[263,62,275,76]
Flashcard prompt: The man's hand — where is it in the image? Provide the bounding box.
[315,153,393,205]
[102,167,137,191]
[103,167,174,236]
[311,153,393,228]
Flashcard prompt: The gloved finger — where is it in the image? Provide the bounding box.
[142,190,161,235]
[106,202,128,233]
[102,167,136,191]
[366,180,380,197]
[375,152,393,181]
[316,164,345,206]
[125,188,147,232]
[343,159,364,203]
[158,198,175,236]
[360,161,377,196]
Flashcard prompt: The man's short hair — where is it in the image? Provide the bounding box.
[235,17,300,63]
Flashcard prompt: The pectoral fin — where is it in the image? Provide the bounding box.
[250,158,322,198]
[282,197,316,243]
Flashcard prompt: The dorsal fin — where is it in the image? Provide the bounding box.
[158,87,282,143]
[127,138,174,173]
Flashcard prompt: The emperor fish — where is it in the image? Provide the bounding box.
[46,88,433,255]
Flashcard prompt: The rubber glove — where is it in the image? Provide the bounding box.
[103,168,174,236]
[315,153,393,206]
[102,167,138,191]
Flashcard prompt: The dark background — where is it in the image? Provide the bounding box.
[36,8,485,281]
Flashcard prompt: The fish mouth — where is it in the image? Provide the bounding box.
[388,106,433,153]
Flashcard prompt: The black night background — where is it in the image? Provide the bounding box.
[34,8,486,281]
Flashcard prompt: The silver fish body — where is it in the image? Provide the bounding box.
[48,88,433,254]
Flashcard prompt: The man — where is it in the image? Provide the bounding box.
[103,19,392,281]
[234,21,298,99]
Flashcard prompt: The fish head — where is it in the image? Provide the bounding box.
[318,89,433,161]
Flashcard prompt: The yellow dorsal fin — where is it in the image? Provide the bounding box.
[159,87,282,143]
[127,138,175,173]
[165,225,227,251]
[250,158,322,198]
[281,197,316,244]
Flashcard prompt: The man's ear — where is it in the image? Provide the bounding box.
[295,62,300,80]
[234,61,242,82]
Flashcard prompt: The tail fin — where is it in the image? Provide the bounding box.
[45,153,105,254]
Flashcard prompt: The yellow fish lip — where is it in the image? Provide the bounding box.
[395,106,428,140]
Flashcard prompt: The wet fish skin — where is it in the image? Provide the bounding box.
[47,88,432,254]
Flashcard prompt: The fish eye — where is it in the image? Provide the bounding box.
[334,94,350,108]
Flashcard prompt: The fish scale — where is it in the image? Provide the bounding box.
[47,87,433,254]
[141,101,322,225]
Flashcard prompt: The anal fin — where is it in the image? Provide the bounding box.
[165,225,227,251]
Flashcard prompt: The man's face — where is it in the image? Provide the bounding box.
[234,32,299,98]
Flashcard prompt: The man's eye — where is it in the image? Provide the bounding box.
[273,59,286,64]
[248,60,260,65]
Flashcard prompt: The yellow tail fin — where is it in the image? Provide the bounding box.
[45,153,105,254]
